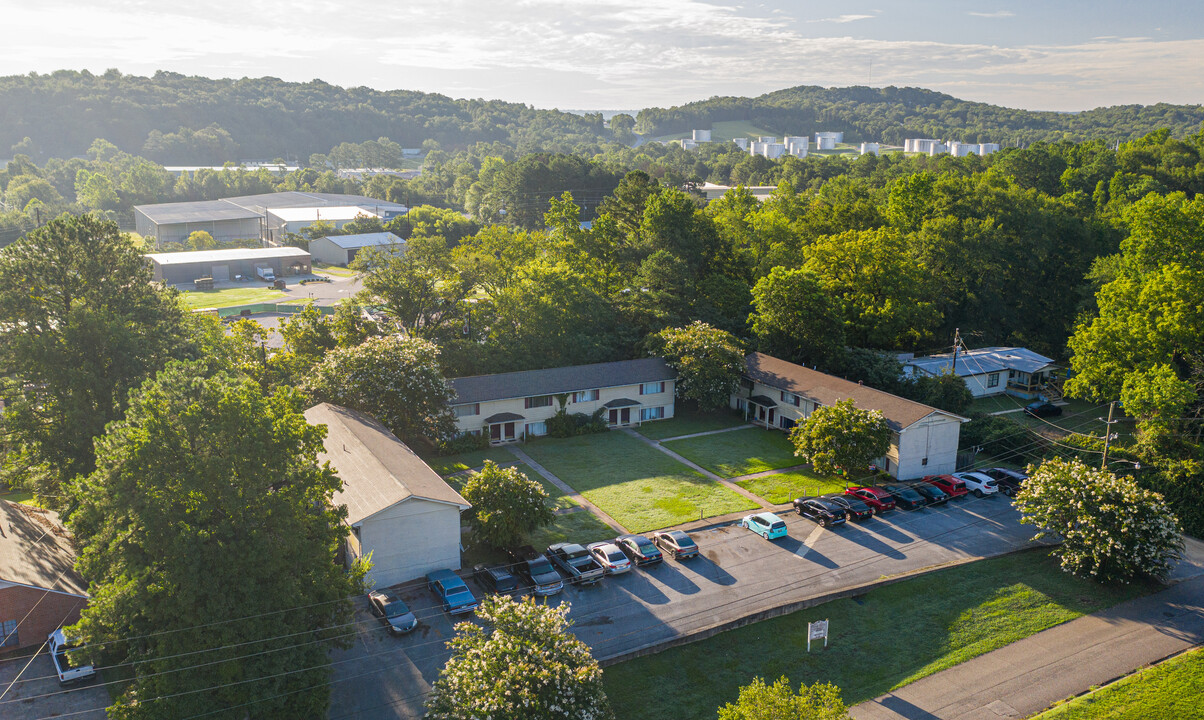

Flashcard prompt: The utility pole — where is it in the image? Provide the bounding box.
[1100,401,1117,469]
[951,328,961,369]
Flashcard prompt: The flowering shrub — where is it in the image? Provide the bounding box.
[461,461,555,549]
[303,334,457,447]
[425,596,615,720]
[718,676,849,720]
[1016,458,1183,583]
[651,321,745,411]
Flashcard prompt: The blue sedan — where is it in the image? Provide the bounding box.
[426,569,480,615]
[740,512,788,540]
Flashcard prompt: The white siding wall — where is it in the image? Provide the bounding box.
[355,498,463,588]
[309,237,351,266]
[962,372,1003,397]
[895,415,962,479]
[452,381,675,436]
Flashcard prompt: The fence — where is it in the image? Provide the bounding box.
[207,302,337,318]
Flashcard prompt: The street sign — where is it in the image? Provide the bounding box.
[807,619,829,651]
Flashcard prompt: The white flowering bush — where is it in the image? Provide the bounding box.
[425,596,615,720]
[651,321,745,410]
[1016,458,1183,583]
[304,334,457,446]
[718,676,849,720]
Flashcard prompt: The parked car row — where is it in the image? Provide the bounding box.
[369,466,1029,634]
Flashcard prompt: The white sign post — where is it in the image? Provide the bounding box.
[807,619,829,651]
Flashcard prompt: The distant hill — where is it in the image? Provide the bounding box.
[634,85,1204,146]
[0,70,609,163]
[3,73,1202,164]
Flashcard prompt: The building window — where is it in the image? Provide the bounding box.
[640,381,665,395]
[1,620,17,648]
[987,373,1000,388]
[525,421,548,437]
[573,389,600,403]
[922,457,928,466]
[640,406,665,421]
[778,417,796,430]
[453,403,480,417]
[524,395,553,409]
[779,392,800,407]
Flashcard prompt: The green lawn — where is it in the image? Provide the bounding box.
[519,432,757,532]
[664,427,800,478]
[452,463,617,568]
[603,550,1157,720]
[0,488,38,506]
[179,286,287,309]
[735,468,847,505]
[1034,647,1204,720]
[313,265,360,278]
[634,409,747,441]
[423,447,518,477]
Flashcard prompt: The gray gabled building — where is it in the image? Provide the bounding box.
[309,232,406,266]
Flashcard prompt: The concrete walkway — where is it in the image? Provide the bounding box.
[851,536,1204,720]
[655,424,756,442]
[620,428,772,509]
[505,445,628,534]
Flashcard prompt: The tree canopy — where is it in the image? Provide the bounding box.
[789,399,891,478]
[461,461,556,549]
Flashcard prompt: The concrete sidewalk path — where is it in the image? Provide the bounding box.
[654,424,756,442]
[505,445,629,534]
[852,536,1204,720]
[620,428,772,509]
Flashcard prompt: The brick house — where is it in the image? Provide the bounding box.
[0,501,88,649]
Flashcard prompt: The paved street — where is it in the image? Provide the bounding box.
[328,493,1039,719]
[851,537,1204,720]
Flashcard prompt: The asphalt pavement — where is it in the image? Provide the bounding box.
[851,536,1204,720]
[328,493,1041,719]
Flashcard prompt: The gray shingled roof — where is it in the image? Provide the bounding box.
[449,358,675,405]
[743,353,965,432]
[304,403,469,525]
[0,501,87,596]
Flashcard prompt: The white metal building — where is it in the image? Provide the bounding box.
[145,247,312,284]
[305,403,470,589]
[901,347,1059,400]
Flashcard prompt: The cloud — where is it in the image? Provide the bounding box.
[969,10,1015,18]
[809,14,875,23]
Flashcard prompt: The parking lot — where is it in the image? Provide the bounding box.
[329,493,1040,719]
[0,648,109,720]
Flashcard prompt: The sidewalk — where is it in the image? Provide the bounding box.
[620,428,772,509]
[851,536,1204,720]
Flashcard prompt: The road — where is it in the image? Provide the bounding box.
[328,493,1040,719]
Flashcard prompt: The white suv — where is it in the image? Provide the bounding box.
[952,471,1000,498]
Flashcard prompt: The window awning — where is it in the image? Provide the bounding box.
[747,395,778,407]
[603,398,642,408]
[484,412,525,423]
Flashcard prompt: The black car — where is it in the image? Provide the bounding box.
[819,493,875,521]
[1024,401,1063,418]
[907,481,949,506]
[614,534,663,566]
[546,543,605,585]
[981,467,1028,497]
[651,529,699,560]
[506,545,564,596]
[878,483,926,510]
[473,563,519,594]
[367,589,418,634]
[793,497,848,526]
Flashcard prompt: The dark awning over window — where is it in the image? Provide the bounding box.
[747,395,778,407]
[484,412,525,423]
[603,398,642,408]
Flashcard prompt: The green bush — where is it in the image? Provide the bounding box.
[546,408,608,438]
[439,432,489,455]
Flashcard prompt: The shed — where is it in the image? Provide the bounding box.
[304,403,470,589]
[309,232,406,266]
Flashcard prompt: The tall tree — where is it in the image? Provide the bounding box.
[425,596,615,720]
[749,267,845,368]
[649,322,745,411]
[718,676,850,720]
[461,461,555,549]
[68,362,362,719]
[0,214,194,502]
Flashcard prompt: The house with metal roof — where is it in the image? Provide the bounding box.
[901,347,1059,400]
[732,353,967,480]
[308,232,406,266]
[448,358,676,444]
[0,501,88,649]
[304,403,470,588]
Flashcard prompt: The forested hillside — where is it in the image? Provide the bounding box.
[635,86,1204,146]
[0,70,608,162]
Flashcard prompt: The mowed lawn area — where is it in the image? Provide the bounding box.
[519,432,757,532]
[603,550,1157,720]
[1034,646,1204,720]
[664,426,799,478]
[634,408,748,441]
[448,463,616,568]
[735,468,847,505]
[423,447,519,477]
[179,286,286,309]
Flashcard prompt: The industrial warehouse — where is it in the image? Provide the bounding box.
[145,247,312,284]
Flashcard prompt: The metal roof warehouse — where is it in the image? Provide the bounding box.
[145,247,312,284]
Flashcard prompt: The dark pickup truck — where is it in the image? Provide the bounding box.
[506,545,564,596]
[546,542,605,585]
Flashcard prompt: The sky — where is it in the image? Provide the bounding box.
[1,0,1202,112]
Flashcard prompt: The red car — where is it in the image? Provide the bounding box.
[846,486,896,513]
[922,474,969,500]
